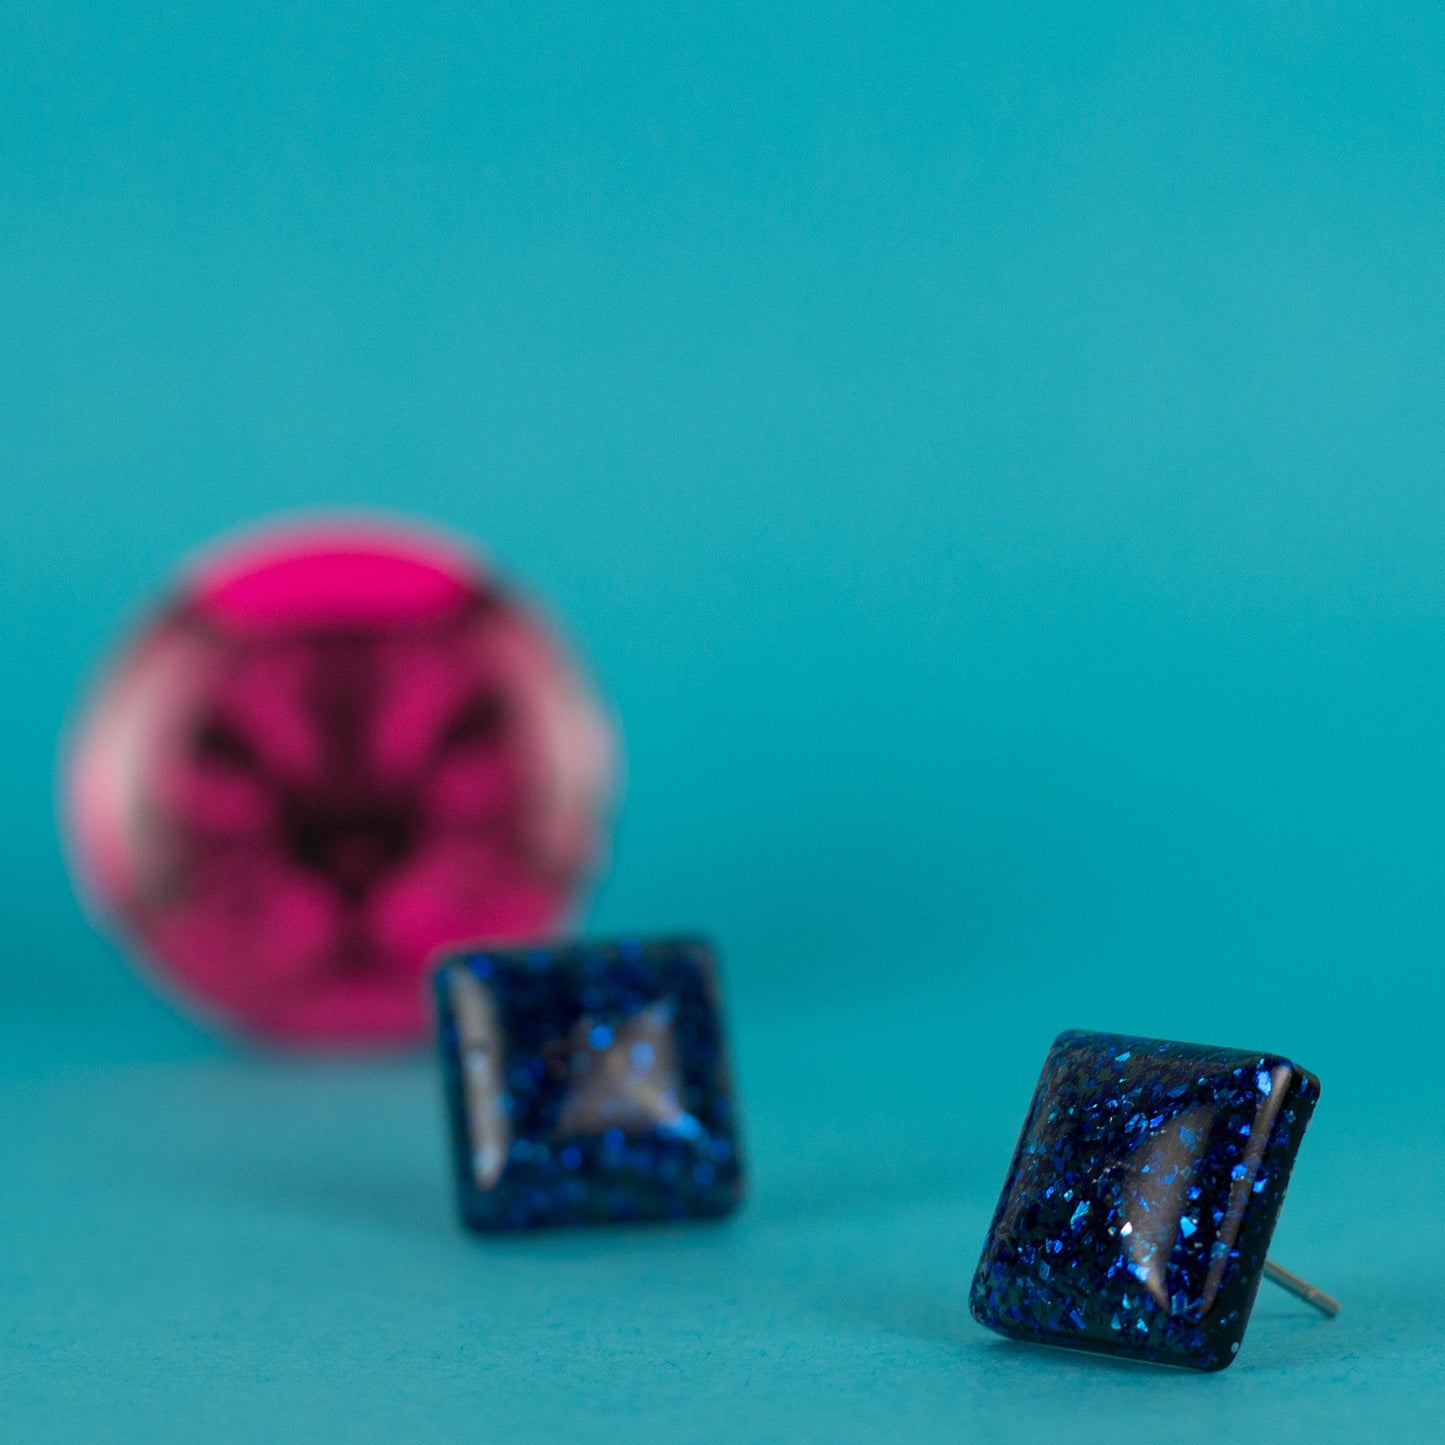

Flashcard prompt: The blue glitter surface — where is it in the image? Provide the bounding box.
[434,936,744,1230]
[970,1030,1321,1371]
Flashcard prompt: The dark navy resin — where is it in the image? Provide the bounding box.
[970,1030,1320,1371]
[435,936,744,1230]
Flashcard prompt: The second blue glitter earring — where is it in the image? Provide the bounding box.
[969,1029,1337,1371]
[433,935,744,1230]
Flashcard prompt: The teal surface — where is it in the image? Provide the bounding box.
[3,4,1445,1439]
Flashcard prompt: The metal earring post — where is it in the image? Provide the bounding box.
[1263,1260,1341,1317]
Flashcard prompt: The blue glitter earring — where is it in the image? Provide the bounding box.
[434,935,744,1230]
[970,1029,1337,1371]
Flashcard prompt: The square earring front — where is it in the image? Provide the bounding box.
[434,935,744,1230]
[970,1029,1323,1371]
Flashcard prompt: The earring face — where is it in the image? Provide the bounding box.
[434,936,744,1230]
[970,1030,1320,1371]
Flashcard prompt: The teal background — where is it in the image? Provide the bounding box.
[3,3,1444,1438]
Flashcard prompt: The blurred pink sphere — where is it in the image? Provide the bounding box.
[64,519,615,1047]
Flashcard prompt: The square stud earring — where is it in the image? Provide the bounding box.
[434,935,744,1230]
[970,1030,1336,1371]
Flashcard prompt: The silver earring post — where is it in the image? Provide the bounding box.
[1263,1259,1340,1317]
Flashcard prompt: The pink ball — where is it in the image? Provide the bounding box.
[64,519,615,1047]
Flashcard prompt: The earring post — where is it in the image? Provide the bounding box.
[1263,1259,1340,1317]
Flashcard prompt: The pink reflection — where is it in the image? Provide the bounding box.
[66,520,615,1047]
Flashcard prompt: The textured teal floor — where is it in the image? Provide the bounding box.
[6,951,1442,1443]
